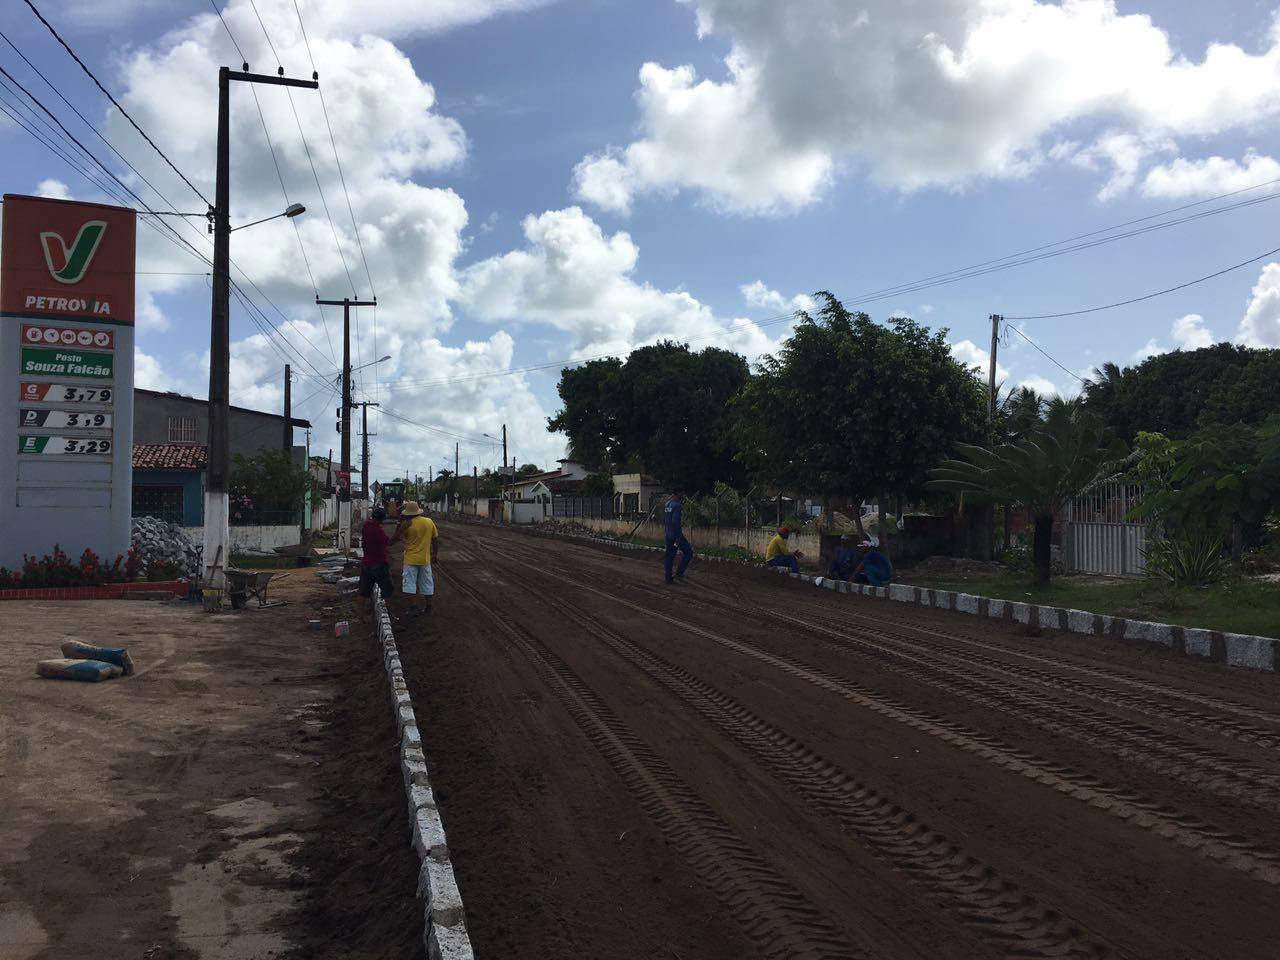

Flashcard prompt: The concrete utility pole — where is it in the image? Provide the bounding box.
[988,314,1002,430]
[316,295,376,553]
[502,423,508,523]
[454,442,459,512]
[282,364,291,453]
[356,401,380,502]
[204,65,317,587]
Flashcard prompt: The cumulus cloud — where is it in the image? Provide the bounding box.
[93,0,506,474]
[1130,313,1216,360]
[134,350,179,392]
[574,0,1280,214]
[459,207,792,361]
[950,338,1008,381]
[1018,374,1059,397]
[1068,130,1174,200]
[35,179,71,200]
[740,281,813,314]
[1239,262,1280,347]
[1142,150,1280,198]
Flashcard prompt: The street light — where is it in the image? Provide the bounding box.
[231,202,306,232]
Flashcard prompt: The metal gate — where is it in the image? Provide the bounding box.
[1061,483,1148,577]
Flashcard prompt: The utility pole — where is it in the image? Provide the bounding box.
[203,65,318,588]
[454,442,459,514]
[987,314,1002,430]
[473,465,478,502]
[316,295,377,553]
[282,364,292,453]
[355,401,380,503]
[502,423,509,523]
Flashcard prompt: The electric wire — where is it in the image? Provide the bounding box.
[207,0,247,66]
[22,0,211,207]
[1005,325,1087,385]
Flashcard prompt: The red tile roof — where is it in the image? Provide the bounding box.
[133,443,207,471]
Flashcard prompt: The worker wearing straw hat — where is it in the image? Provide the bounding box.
[392,501,438,615]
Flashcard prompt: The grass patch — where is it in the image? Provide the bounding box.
[900,570,1280,638]
[229,552,295,570]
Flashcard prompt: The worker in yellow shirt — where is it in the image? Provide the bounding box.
[391,501,439,615]
[765,526,801,574]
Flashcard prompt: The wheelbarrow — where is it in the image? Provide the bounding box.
[224,569,288,609]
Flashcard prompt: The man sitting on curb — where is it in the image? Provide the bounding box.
[765,526,802,574]
[827,534,859,580]
[391,500,438,616]
[852,540,893,586]
[663,491,694,584]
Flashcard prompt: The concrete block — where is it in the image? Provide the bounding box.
[1183,628,1214,659]
[402,724,422,752]
[955,593,979,615]
[413,806,449,859]
[407,782,436,812]
[1123,620,1174,648]
[397,705,417,735]
[822,578,836,590]
[1037,606,1063,630]
[1066,609,1095,634]
[419,858,467,926]
[395,689,412,707]
[872,586,887,598]
[1011,602,1032,625]
[889,584,914,603]
[427,922,476,960]
[403,757,431,788]
[1225,634,1276,671]
[933,591,953,610]
[1100,615,1115,636]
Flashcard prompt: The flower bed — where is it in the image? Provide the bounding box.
[0,545,185,592]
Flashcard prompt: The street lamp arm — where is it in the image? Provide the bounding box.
[230,203,305,232]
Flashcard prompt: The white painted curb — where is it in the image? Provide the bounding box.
[465,517,1277,674]
[372,592,476,960]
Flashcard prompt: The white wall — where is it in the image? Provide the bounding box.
[184,525,301,555]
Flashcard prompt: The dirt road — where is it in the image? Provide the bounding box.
[0,571,422,960]
[397,520,1280,960]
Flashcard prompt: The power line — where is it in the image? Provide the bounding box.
[22,0,211,207]
[1003,240,1280,321]
[207,0,247,67]
[1005,326,1086,385]
[378,407,490,447]
[247,0,283,70]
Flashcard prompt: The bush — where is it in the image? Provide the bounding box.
[0,543,179,590]
[1143,535,1226,587]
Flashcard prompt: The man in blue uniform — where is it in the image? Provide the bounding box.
[853,540,893,586]
[827,534,859,580]
[663,492,694,584]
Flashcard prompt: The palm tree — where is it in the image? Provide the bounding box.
[928,399,1127,584]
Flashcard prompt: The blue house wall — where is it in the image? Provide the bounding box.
[134,470,204,526]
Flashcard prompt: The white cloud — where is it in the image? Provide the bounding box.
[740,281,813,314]
[950,339,1008,381]
[1068,130,1174,200]
[35,179,71,200]
[459,207,791,361]
[575,0,1280,214]
[134,350,178,392]
[1018,374,1059,397]
[920,304,935,315]
[1239,262,1280,347]
[1141,150,1280,199]
[1171,313,1213,350]
[1130,313,1216,360]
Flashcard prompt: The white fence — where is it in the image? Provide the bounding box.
[1061,483,1148,577]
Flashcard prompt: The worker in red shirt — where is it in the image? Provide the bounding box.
[358,507,394,601]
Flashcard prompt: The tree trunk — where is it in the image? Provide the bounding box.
[878,492,890,561]
[853,506,867,540]
[823,494,831,532]
[1033,514,1054,585]
[1002,504,1012,553]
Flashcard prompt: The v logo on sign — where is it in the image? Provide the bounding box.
[40,221,108,285]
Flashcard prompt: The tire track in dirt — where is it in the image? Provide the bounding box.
[664,587,1280,812]
[494,553,1118,960]
[493,541,1280,812]
[436,567,866,960]
[492,553,1280,887]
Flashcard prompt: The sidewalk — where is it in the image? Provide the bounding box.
[0,573,339,960]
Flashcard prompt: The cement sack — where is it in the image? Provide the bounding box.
[59,641,135,676]
[36,659,124,682]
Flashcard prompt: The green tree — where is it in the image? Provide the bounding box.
[733,293,986,520]
[549,341,750,493]
[1083,344,1280,442]
[230,449,309,515]
[928,400,1128,584]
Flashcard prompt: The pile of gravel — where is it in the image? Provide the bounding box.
[130,516,200,579]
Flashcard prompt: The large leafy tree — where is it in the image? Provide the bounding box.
[548,342,750,493]
[1083,344,1280,442]
[928,400,1128,584]
[733,293,986,514]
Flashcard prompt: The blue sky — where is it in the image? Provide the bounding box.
[4,0,1280,479]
